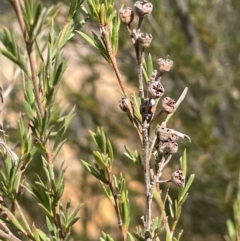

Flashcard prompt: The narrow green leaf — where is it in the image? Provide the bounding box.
[81,160,105,181]
[93,151,107,169]
[107,138,114,164]
[127,232,136,241]
[101,185,113,201]
[166,233,171,241]
[0,204,26,234]
[169,199,174,218]
[147,53,153,78]
[46,216,54,233]
[182,149,187,176]
[76,31,97,48]
[32,223,41,241]
[180,174,195,202]
[100,127,107,153]
[120,191,130,228]
[37,229,51,241]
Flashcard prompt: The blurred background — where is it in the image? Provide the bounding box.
[0,0,240,240]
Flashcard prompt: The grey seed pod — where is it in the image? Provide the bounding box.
[134,0,153,19]
[157,58,173,75]
[138,32,152,48]
[162,97,176,113]
[156,126,179,142]
[171,170,185,187]
[148,81,165,99]
[165,141,178,154]
[119,7,134,26]
[119,97,130,112]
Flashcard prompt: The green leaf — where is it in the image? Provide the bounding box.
[46,216,54,233]
[68,0,80,20]
[179,174,195,202]
[0,204,26,234]
[181,149,187,176]
[37,229,51,241]
[127,232,136,241]
[120,190,130,228]
[107,138,114,164]
[81,160,107,183]
[77,31,98,48]
[101,184,113,201]
[147,54,153,78]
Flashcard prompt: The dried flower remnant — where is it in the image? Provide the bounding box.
[162,97,176,113]
[140,98,156,122]
[165,141,178,154]
[138,32,152,49]
[157,58,173,75]
[156,125,179,143]
[134,0,153,19]
[148,81,165,99]
[119,97,131,112]
[171,170,185,187]
[119,7,134,26]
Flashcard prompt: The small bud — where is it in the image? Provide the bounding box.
[119,7,134,26]
[119,97,130,112]
[134,0,153,19]
[138,32,152,49]
[148,81,165,99]
[165,141,178,154]
[171,170,185,187]
[162,97,175,113]
[157,58,173,75]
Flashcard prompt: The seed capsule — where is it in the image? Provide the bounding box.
[171,170,185,187]
[134,1,153,19]
[119,7,134,26]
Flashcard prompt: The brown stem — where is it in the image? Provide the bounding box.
[54,204,64,241]
[101,27,127,97]
[0,229,22,241]
[107,170,127,241]
[0,220,22,241]
[10,0,54,166]
[58,20,70,45]
[142,120,151,240]
[9,0,44,118]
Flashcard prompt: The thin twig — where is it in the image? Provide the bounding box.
[0,220,22,241]
[9,0,44,118]
[0,229,22,241]
[106,170,127,241]
[142,120,151,240]
[100,27,127,97]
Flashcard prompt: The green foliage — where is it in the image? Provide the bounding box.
[78,1,195,240]
[0,0,85,240]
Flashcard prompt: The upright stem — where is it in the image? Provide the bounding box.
[107,171,127,241]
[101,27,127,97]
[10,0,44,118]
[142,119,151,240]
